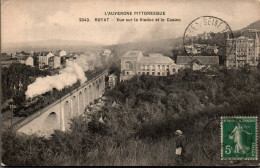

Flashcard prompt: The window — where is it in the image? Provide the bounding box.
[125,61,133,70]
[141,65,145,71]
[157,72,160,76]
[138,72,141,75]
[126,72,129,75]
[158,65,161,69]
[142,72,145,75]
[162,65,165,70]
[166,65,169,69]
[152,65,155,71]
[146,72,149,75]
[152,72,155,75]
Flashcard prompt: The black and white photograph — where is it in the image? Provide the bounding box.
[1,0,260,166]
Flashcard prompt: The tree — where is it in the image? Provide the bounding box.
[197,36,203,43]
[257,62,260,70]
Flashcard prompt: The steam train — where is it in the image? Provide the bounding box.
[13,95,45,117]
[13,68,106,117]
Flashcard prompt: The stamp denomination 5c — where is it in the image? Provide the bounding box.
[221,116,258,160]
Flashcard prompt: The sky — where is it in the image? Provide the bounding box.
[1,0,260,45]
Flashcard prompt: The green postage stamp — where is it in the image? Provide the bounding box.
[221,116,258,160]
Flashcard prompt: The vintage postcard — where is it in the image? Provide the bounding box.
[1,0,260,166]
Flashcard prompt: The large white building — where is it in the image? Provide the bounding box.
[38,52,54,69]
[120,51,179,82]
[59,50,67,57]
[25,56,34,67]
[48,56,61,69]
[19,56,34,67]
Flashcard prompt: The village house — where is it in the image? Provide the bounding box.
[25,56,34,67]
[38,52,54,69]
[108,73,117,89]
[48,56,61,69]
[59,50,67,57]
[176,56,219,70]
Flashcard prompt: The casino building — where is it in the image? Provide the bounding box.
[120,51,179,82]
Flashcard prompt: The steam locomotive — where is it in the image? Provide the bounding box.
[13,68,106,117]
[13,95,45,117]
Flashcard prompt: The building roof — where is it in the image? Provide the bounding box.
[234,36,254,41]
[237,36,249,39]
[122,51,175,65]
[206,46,219,50]
[139,54,174,64]
[26,56,33,60]
[122,51,142,58]
[109,73,117,77]
[176,56,219,65]
[38,52,50,56]
[48,55,60,60]
[25,57,33,65]
[48,56,55,61]
[153,56,174,64]
[148,53,164,57]
[18,54,28,60]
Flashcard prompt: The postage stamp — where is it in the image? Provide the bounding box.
[221,116,258,160]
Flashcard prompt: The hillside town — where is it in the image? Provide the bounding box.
[118,28,260,83]
[1,27,259,125]
[1,49,113,70]
[2,28,260,87]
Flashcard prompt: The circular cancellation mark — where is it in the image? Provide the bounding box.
[183,16,234,61]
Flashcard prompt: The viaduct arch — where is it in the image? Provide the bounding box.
[13,70,108,136]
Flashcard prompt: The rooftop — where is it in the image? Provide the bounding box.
[140,53,174,64]
[228,36,255,41]
[122,51,142,58]
[148,53,164,57]
[109,73,117,77]
[122,51,175,64]
[176,56,219,65]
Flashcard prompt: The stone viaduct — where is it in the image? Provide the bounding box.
[12,69,108,136]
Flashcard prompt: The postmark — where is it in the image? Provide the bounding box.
[183,16,234,59]
[221,116,258,160]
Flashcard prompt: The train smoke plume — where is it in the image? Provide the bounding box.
[25,60,87,99]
